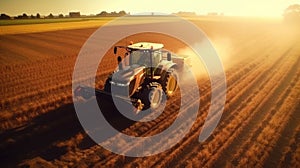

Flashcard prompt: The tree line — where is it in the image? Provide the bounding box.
[0,10,128,20]
[1,4,300,22]
[283,4,300,23]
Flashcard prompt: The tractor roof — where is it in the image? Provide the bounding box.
[128,42,164,50]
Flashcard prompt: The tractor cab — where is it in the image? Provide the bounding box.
[127,42,164,66]
[128,42,163,78]
[114,42,173,80]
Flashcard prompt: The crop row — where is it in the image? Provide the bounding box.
[235,71,300,167]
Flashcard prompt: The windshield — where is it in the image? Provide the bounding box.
[130,50,151,66]
[130,50,161,67]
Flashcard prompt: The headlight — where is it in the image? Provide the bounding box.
[110,81,130,86]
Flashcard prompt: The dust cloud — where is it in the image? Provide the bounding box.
[176,37,232,79]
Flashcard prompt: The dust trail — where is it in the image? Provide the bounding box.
[176,37,232,80]
[177,46,207,79]
[210,37,232,69]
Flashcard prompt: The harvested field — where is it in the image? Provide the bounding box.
[0,17,299,167]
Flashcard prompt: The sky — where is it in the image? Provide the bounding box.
[1,0,300,17]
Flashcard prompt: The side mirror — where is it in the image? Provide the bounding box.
[114,47,117,54]
[167,52,172,61]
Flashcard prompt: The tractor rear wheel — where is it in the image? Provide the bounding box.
[162,68,178,98]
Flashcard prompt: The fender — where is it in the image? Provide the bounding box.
[158,61,177,73]
[156,61,177,82]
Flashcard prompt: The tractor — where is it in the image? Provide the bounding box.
[74,42,190,111]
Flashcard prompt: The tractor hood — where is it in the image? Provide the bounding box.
[111,65,145,85]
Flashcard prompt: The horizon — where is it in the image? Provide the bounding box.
[1,0,300,18]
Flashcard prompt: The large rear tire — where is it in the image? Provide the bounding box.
[162,68,178,98]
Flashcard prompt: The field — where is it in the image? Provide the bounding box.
[0,16,299,167]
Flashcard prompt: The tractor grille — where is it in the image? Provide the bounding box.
[110,79,136,97]
[111,85,128,97]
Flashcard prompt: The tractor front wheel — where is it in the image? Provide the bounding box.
[148,85,164,109]
[139,83,164,110]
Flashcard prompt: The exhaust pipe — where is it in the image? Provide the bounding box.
[117,56,123,70]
